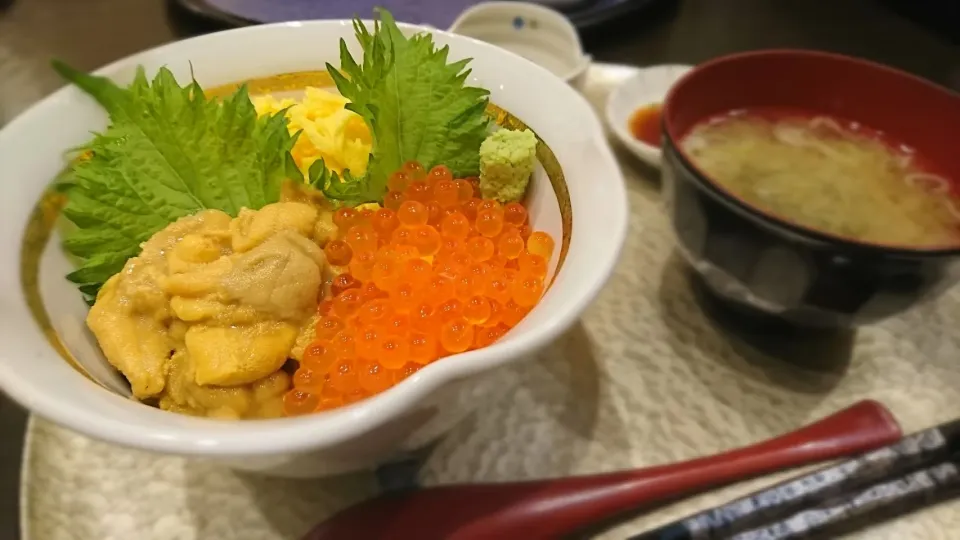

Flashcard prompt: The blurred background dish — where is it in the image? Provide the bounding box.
[173,0,673,31]
[449,2,591,90]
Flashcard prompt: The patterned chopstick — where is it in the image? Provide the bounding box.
[729,456,960,539]
[629,419,960,540]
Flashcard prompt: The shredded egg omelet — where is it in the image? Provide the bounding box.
[253,87,372,178]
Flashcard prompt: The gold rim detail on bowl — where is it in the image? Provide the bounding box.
[19,191,97,384]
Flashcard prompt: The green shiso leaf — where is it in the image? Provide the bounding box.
[52,60,300,300]
[313,8,490,204]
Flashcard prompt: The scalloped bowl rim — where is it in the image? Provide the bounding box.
[0,20,627,456]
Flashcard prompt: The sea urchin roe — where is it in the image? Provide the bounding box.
[285,165,555,416]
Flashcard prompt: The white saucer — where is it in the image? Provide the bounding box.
[605,64,692,167]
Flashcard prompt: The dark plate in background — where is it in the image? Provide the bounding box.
[174,0,671,31]
[878,0,960,46]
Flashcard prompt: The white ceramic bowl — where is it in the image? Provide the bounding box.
[449,2,591,91]
[606,64,692,166]
[0,20,627,476]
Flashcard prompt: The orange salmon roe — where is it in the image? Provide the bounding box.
[349,251,376,281]
[333,207,361,231]
[388,171,410,192]
[316,299,334,317]
[372,208,400,237]
[324,240,353,266]
[315,316,345,341]
[358,360,393,393]
[433,179,459,208]
[331,273,361,297]
[403,160,427,179]
[427,164,453,185]
[461,198,481,221]
[527,231,555,260]
[398,201,429,227]
[301,342,335,371]
[384,190,404,211]
[405,181,432,203]
[498,232,525,259]
[441,212,470,240]
[503,202,528,227]
[476,208,504,238]
[455,179,474,202]
[283,389,320,416]
[286,164,554,416]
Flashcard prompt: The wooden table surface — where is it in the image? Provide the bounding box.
[1,0,957,538]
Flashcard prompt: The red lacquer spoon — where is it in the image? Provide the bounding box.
[304,400,901,540]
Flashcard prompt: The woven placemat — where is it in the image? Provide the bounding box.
[21,64,960,540]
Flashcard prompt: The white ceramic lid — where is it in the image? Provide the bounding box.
[450,2,589,82]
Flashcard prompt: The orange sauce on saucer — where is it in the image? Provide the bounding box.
[629,103,663,147]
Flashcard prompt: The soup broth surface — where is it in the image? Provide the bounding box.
[681,107,958,247]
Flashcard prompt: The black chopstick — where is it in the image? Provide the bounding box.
[628,419,960,540]
[728,455,960,539]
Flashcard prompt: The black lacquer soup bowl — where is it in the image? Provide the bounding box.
[660,50,960,327]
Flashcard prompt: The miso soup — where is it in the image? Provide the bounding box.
[681,108,958,247]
